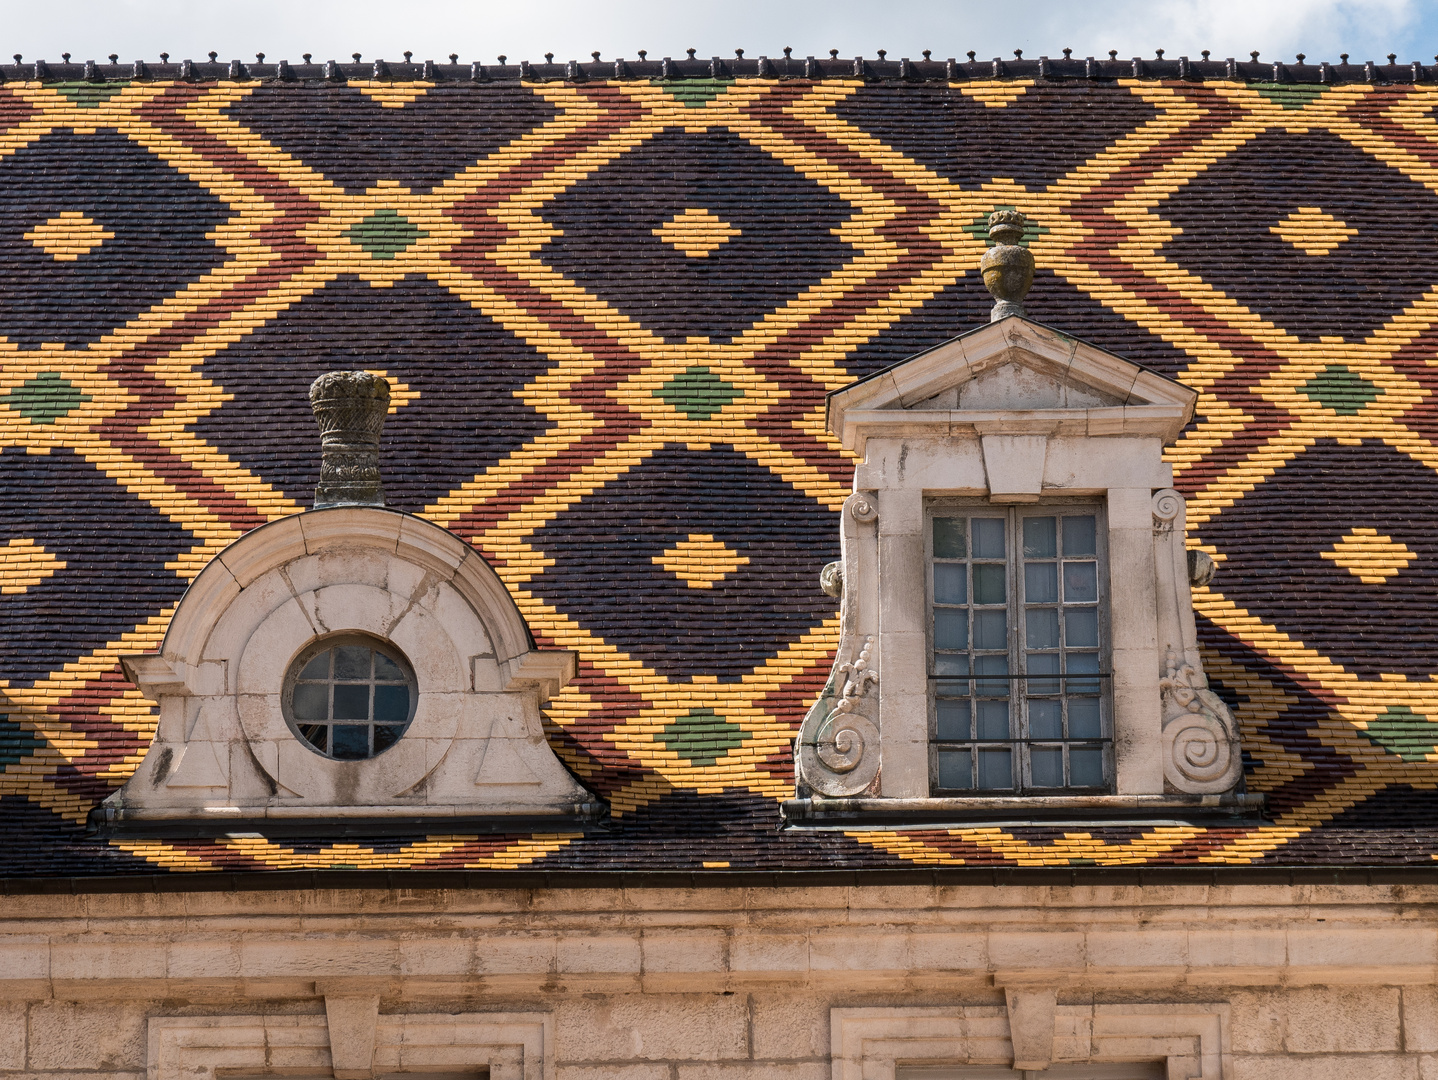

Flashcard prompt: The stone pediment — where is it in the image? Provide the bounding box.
[827,317,1197,453]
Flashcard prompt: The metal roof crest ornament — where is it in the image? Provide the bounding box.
[979,209,1035,321]
[309,370,390,508]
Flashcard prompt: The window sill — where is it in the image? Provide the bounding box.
[781,792,1266,828]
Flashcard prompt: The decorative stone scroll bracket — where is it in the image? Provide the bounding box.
[796,492,881,797]
[1152,489,1243,795]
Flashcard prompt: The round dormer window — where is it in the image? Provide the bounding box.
[282,635,417,760]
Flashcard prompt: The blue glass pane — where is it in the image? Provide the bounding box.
[975,654,1010,697]
[934,654,970,677]
[1023,516,1056,557]
[374,653,405,680]
[1064,515,1097,556]
[292,682,328,721]
[1069,697,1102,738]
[933,563,967,605]
[1070,747,1105,787]
[935,610,969,651]
[933,517,966,559]
[333,683,370,721]
[1064,561,1098,603]
[331,724,369,759]
[1026,607,1059,649]
[1028,699,1062,739]
[373,725,404,754]
[1030,746,1063,787]
[973,609,1007,649]
[1067,651,1101,692]
[977,748,1013,789]
[374,684,410,724]
[972,517,1006,558]
[299,652,330,680]
[973,564,1006,604]
[334,645,370,680]
[1027,651,1060,694]
[1066,607,1099,647]
[936,699,972,740]
[937,749,972,790]
[1025,562,1057,603]
[977,699,1010,740]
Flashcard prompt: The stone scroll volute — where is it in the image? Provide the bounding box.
[1152,488,1243,795]
[795,492,881,797]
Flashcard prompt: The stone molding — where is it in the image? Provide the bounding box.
[147,1009,551,1080]
[831,1002,1228,1079]
[103,506,600,827]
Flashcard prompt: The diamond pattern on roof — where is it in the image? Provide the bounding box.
[3,76,1438,871]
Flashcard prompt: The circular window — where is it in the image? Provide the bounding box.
[283,636,417,760]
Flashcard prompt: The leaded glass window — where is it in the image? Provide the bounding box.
[929,503,1109,793]
[283,636,417,760]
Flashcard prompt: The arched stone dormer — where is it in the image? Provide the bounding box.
[98,506,602,832]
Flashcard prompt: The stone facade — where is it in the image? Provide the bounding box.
[3,882,1437,1078]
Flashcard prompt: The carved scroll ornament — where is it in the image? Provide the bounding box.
[797,636,880,796]
[1160,649,1243,794]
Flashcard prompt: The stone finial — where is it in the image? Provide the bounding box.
[309,370,390,509]
[978,209,1035,321]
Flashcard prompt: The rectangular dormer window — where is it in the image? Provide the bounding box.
[928,502,1110,794]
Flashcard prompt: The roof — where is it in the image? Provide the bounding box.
[2,70,1437,877]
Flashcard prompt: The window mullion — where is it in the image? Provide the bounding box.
[1008,506,1025,793]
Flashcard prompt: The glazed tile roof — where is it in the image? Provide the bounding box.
[3,65,1438,877]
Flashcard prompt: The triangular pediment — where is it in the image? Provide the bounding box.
[827,316,1197,452]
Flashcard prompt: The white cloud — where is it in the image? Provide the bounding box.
[0,0,1426,66]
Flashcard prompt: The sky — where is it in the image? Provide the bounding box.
[4,0,1436,69]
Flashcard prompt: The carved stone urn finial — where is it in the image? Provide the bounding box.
[979,209,1035,322]
[309,370,390,509]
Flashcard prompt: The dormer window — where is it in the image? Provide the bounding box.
[929,503,1109,795]
[284,635,417,760]
[787,211,1260,825]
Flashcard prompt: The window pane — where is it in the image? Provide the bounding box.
[1029,699,1062,739]
[975,654,1009,697]
[1026,651,1060,694]
[298,724,327,752]
[1063,561,1098,603]
[1024,562,1057,603]
[374,684,410,724]
[1026,607,1059,649]
[1030,746,1063,787]
[333,683,370,721]
[933,517,966,559]
[1064,514,1097,556]
[1069,697,1102,738]
[373,653,405,681]
[976,699,1010,740]
[972,517,1005,558]
[973,609,1007,650]
[934,653,970,677]
[1023,516,1057,557]
[331,724,370,760]
[292,682,328,721]
[935,610,968,650]
[936,699,971,740]
[1066,607,1099,647]
[373,725,405,753]
[973,564,1006,604]
[933,563,967,605]
[977,747,1013,789]
[334,645,370,680]
[1070,747,1105,787]
[1067,651,1101,693]
[299,652,330,681]
[937,748,972,789]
